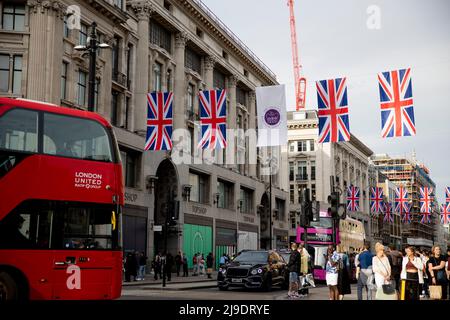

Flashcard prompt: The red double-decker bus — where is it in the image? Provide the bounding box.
[0,98,124,300]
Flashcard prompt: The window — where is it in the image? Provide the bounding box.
[236,87,246,106]
[77,70,87,106]
[290,185,294,204]
[112,36,120,80]
[0,108,38,152]
[0,200,120,250]
[290,211,296,229]
[240,187,253,214]
[289,141,295,152]
[309,140,315,151]
[2,4,25,31]
[150,20,171,53]
[124,97,130,130]
[298,184,306,203]
[189,172,209,204]
[63,15,70,38]
[187,83,194,115]
[310,161,316,180]
[188,127,194,156]
[213,69,225,89]
[120,148,140,188]
[217,180,234,209]
[275,198,285,221]
[297,140,307,152]
[185,47,201,74]
[79,23,88,46]
[126,44,133,89]
[153,62,162,92]
[111,90,119,126]
[12,55,21,94]
[43,113,112,162]
[289,162,294,181]
[0,54,9,92]
[297,161,307,180]
[61,62,68,100]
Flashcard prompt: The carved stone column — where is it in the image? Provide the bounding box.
[203,55,216,89]
[27,0,66,103]
[173,32,188,132]
[226,75,238,170]
[130,0,152,135]
[248,91,257,177]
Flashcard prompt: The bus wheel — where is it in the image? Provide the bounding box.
[0,272,18,301]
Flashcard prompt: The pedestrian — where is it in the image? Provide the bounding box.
[138,251,147,281]
[219,253,227,266]
[372,243,396,300]
[421,250,430,298]
[175,251,182,277]
[337,244,351,300]
[206,252,214,279]
[287,242,301,299]
[125,251,138,282]
[192,253,198,276]
[165,252,174,281]
[427,245,448,300]
[298,244,310,296]
[182,253,189,277]
[386,244,402,291]
[400,246,423,300]
[325,245,340,300]
[199,254,206,276]
[356,243,375,300]
[153,252,162,280]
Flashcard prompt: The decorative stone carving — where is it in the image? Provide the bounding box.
[248,91,256,103]
[27,0,66,18]
[203,55,216,71]
[228,74,239,88]
[129,0,153,20]
[175,32,189,48]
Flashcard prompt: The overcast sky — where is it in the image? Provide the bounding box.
[202,0,450,203]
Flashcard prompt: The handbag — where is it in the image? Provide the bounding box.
[299,273,316,288]
[429,285,442,300]
[377,256,396,295]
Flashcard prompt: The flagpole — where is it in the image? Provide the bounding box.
[269,156,273,250]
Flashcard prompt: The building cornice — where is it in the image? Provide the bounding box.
[83,0,129,24]
[179,0,277,85]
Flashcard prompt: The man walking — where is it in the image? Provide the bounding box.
[287,242,301,299]
[182,253,189,277]
[356,243,374,300]
[175,251,182,277]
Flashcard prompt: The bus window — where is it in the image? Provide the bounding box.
[0,200,119,250]
[0,108,38,153]
[43,113,112,162]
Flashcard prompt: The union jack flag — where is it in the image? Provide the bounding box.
[440,203,450,225]
[370,187,384,214]
[145,92,173,151]
[347,185,360,212]
[395,187,411,223]
[383,202,394,223]
[446,187,450,204]
[420,187,434,213]
[198,89,227,149]
[316,77,351,143]
[378,68,416,138]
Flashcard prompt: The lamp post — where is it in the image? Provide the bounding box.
[74,21,110,112]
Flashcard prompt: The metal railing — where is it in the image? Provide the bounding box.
[191,0,277,80]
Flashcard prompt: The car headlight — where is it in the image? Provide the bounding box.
[251,269,258,275]
[257,268,263,274]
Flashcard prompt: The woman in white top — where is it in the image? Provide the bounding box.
[400,246,423,300]
[372,242,392,289]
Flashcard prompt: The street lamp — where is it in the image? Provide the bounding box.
[74,21,110,112]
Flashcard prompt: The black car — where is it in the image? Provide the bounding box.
[217,250,288,291]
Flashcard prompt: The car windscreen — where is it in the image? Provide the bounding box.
[233,251,268,264]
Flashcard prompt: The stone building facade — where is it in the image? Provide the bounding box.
[284,110,375,246]
[0,0,288,267]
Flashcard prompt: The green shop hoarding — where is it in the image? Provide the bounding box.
[183,224,212,269]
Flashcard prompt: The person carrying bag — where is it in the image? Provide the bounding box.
[373,243,397,300]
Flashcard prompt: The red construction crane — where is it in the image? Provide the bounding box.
[287,0,306,110]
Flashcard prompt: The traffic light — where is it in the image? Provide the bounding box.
[327,191,340,219]
[312,201,320,222]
